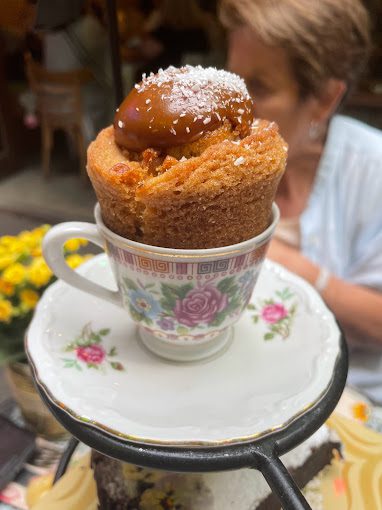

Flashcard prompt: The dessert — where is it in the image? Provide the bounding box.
[30,404,382,509]
[90,424,340,510]
[87,66,287,249]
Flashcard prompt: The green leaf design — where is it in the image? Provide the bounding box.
[61,358,82,371]
[89,333,102,344]
[108,346,117,357]
[160,283,194,312]
[87,363,100,369]
[217,277,238,297]
[176,283,193,299]
[276,287,294,301]
[99,328,110,336]
[128,306,153,325]
[176,326,189,335]
[226,297,242,315]
[123,277,138,291]
[264,332,274,340]
[160,298,176,313]
[64,342,76,352]
[129,306,145,322]
[252,315,259,323]
[110,361,124,371]
[160,284,178,311]
[210,311,227,327]
[247,303,257,311]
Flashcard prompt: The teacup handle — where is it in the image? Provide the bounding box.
[43,222,122,308]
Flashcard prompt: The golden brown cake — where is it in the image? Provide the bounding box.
[87,66,287,249]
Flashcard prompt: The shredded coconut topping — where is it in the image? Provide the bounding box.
[117,120,124,128]
[135,65,252,128]
[234,156,245,166]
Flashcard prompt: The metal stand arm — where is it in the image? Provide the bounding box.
[259,454,312,510]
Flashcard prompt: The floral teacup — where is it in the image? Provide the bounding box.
[43,203,279,361]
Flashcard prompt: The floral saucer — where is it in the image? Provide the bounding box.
[26,254,341,447]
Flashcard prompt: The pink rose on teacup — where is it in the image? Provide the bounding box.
[174,284,228,327]
[76,344,105,364]
[261,303,288,324]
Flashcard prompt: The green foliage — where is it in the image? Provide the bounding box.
[217,277,238,297]
[0,313,32,366]
[159,283,192,313]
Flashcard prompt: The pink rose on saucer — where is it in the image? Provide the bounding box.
[174,284,228,327]
[261,303,288,324]
[76,344,105,364]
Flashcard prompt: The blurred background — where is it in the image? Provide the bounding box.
[0,0,381,236]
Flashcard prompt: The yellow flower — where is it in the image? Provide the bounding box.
[66,254,84,269]
[31,246,42,257]
[27,258,52,288]
[2,263,26,285]
[20,289,40,309]
[0,234,26,256]
[0,253,16,270]
[18,231,38,249]
[32,225,50,238]
[64,238,88,252]
[0,279,14,296]
[0,299,13,322]
[0,235,17,247]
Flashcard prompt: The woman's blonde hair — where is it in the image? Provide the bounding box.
[220,0,371,97]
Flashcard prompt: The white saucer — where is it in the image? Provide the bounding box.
[27,254,340,447]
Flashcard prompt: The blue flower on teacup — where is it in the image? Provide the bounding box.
[129,288,162,320]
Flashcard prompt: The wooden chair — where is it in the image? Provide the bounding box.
[24,52,91,180]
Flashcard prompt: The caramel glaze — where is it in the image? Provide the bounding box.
[114,66,254,152]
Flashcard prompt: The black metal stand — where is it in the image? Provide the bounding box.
[38,335,347,510]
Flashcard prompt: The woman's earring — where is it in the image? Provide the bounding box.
[309,121,320,141]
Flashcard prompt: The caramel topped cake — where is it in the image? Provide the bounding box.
[114,65,254,151]
[87,66,287,248]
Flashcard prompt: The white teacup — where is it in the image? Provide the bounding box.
[43,203,279,362]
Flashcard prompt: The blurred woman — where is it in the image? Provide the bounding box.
[221,0,382,402]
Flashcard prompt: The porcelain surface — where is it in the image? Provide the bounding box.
[42,204,278,361]
[27,254,341,447]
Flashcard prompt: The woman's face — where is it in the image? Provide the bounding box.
[227,27,319,159]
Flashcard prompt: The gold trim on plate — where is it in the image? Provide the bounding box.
[25,333,339,448]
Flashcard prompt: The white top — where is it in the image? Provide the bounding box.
[300,115,382,403]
